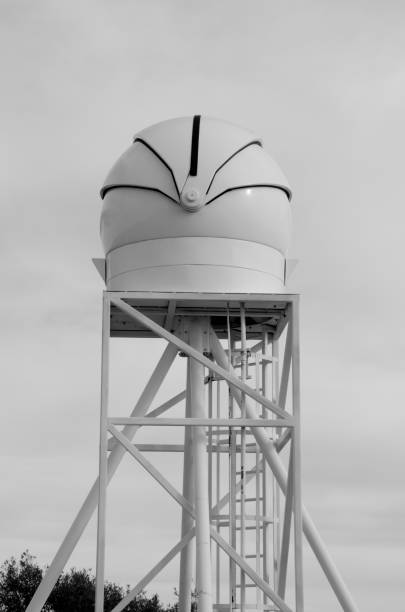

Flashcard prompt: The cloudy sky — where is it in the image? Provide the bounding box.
[1,1,404,610]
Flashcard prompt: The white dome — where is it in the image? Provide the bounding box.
[100,116,292,293]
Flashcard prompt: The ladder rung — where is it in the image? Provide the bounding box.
[212,513,270,521]
[236,469,263,475]
[236,497,263,502]
[246,554,263,558]
[233,361,258,368]
[237,525,267,530]
[227,606,279,611]
[224,607,279,611]
[212,514,272,523]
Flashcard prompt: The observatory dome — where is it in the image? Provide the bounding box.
[100,116,292,293]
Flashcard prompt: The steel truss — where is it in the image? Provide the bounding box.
[27,292,359,612]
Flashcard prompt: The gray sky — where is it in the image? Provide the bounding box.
[1,1,404,610]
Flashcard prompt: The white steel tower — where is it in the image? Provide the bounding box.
[27,116,359,612]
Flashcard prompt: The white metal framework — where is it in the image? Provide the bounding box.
[27,292,359,612]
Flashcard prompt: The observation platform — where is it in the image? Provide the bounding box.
[108,291,297,340]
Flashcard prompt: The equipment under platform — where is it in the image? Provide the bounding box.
[108,292,297,340]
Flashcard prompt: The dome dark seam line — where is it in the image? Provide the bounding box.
[133,138,181,198]
[205,141,262,195]
[206,184,292,205]
[101,185,179,204]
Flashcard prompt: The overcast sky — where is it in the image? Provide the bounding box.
[1,1,404,611]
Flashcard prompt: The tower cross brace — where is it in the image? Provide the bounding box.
[27,292,359,612]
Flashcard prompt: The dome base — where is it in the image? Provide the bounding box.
[106,237,286,293]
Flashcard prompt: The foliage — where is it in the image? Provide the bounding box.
[125,592,165,612]
[0,552,170,612]
[49,567,124,612]
[167,588,198,612]
[0,551,49,612]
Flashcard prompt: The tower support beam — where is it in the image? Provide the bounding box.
[188,318,213,612]
[178,363,195,612]
[95,294,110,611]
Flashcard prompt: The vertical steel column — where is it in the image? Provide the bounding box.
[227,325,237,612]
[95,293,110,612]
[189,318,213,612]
[239,305,247,612]
[215,379,221,604]
[229,405,237,612]
[254,352,261,611]
[291,302,304,612]
[208,377,213,516]
[179,362,195,612]
[272,337,281,590]
[261,331,271,605]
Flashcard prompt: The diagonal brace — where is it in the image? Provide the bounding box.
[109,424,195,518]
[111,297,288,419]
[111,528,195,612]
[210,529,293,612]
[26,341,178,612]
[277,448,294,598]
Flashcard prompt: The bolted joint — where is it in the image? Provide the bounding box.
[180,187,205,212]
